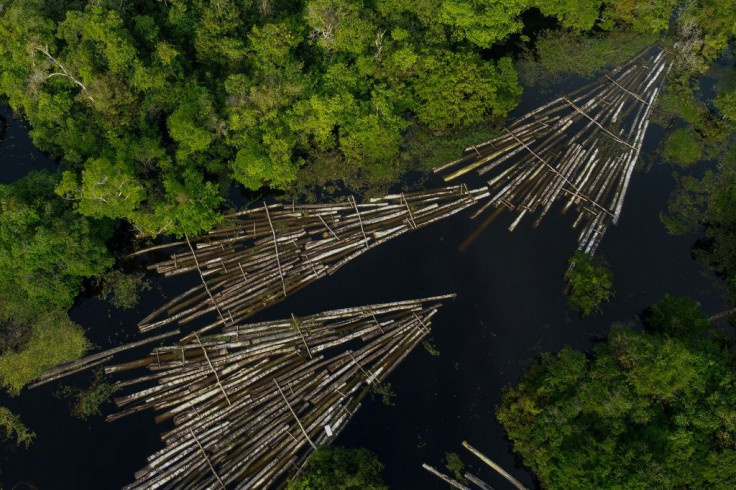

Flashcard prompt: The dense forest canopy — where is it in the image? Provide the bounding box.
[287,446,387,489]
[0,0,688,238]
[497,296,736,488]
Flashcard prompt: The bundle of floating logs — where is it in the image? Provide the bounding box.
[105,295,454,489]
[435,46,670,255]
[135,186,487,339]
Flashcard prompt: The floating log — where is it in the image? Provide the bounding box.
[462,441,528,490]
[29,329,181,389]
[435,46,670,255]
[109,295,455,489]
[421,464,471,490]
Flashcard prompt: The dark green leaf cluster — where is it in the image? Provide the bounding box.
[0,171,113,310]
[287,446,387,490]
[59,369,119,420]
[564,251,614,316]
[96,269,151,309]
[497,296,736,489]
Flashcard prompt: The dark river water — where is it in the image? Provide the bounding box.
[0,67,730,489]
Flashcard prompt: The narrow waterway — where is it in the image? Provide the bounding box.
[0,64,729,488]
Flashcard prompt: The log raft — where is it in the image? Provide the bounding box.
[136,186,488,337]
[435,46,670,255]
[107,295,456,489]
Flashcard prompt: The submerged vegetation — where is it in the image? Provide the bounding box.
[516,29,658,84]
[564,252,614,316]
[498,296,736,488]
[0,406,35,448]
[58,369,118,420]
[96,270,151,310]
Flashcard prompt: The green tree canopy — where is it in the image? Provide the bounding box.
[0,171,113,309]
[564,251,614,316]
[287,446,387,490]
[0,406,35,448]
[497,296,736,489]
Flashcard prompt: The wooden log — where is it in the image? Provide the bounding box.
[462,441,528,490]
[422,464,471,490]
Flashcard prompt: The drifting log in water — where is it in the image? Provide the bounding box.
[136,186,487,338]
[435,46,670,255]
[28,330,181,389]
[108,295,455,489]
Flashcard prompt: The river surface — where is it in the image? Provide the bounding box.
[0,65,730,489]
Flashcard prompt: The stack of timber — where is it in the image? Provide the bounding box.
[136,186,487,338]
[434,46,670,254]
[106,295,455,489]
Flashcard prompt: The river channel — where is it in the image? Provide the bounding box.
[0,63,730,489]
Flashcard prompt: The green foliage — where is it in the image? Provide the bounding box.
[445,452,466,482]
[497,303,736,489]
[525,30,658,80]
[370,382,396,406]
[564,251,614,316]
[0,307,89,395]
[0,406,35,448]
[601,0,678,33]
[56,159,146,220]
[288,446,387,490]
[436,0,526,48]
[663,128,703,167]
[412,53,521,132]
[715,89,736,123]
[643,294,709,337]
[423,339,441,356]
[0,171,113,309]
[59,369,118,420]
[97,270,151,310]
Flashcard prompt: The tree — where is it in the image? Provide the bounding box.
[0,171,104,394]
[411,52,521,132]
[287,446,387,489]
[0,305,90,395]
[436,0,526,48]
[564,251,614,316]
[497,296,736,489]
[663,128,703,166]
[56,158,146,220]
[0,171,113,309]
[0,407,35,448]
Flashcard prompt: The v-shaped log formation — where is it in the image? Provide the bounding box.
[135,186,487,340]
[435,46,670,254]
[105,295,455,489]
